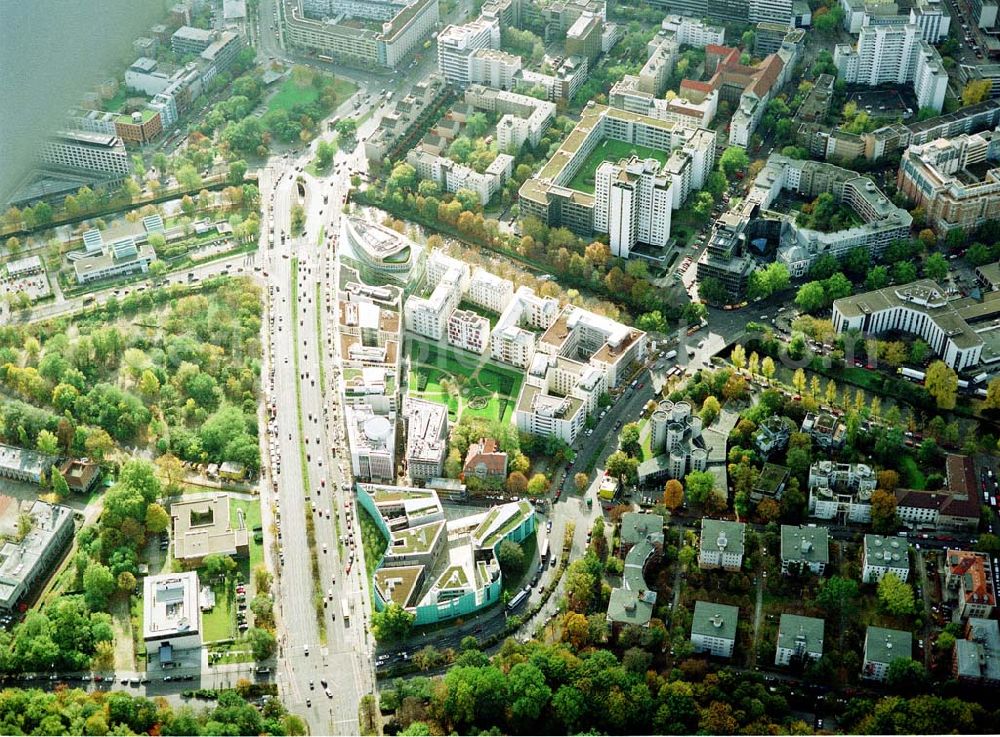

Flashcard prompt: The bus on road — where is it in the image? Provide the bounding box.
[539,537,549,564]
[342,598,351,623]
[507,589,528,612]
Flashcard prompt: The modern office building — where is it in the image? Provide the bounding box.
[286,0,439,70]
[346,405,397,482]
[437,17,500,86]
[834,21,947,112]
[780,524,830,575]
[402,398,449,481]
[906,98,1000,146]
[699,518,746,571]
[125,57,172,95]
[566,11,604,62]
[115,110,165,145]
[775,614,825,666]
[832,280,985,370]
[863,626,911,681]
[143,572,203,657]
[607,513,663,627]
[636,399,711,485]
[945,549,996,620]
[862,534,910,583]
[199,31,245,83]
[740,155,912,277]
[171,25,215,55]
[0,501,74,613]
[897,130,1000,235]
[691,601,739,657]
[808,460,876,522]
[360,483,534,625]
[39,131,130,179]
[73,235,157,284]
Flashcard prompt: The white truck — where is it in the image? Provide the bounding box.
[663,349,678,361]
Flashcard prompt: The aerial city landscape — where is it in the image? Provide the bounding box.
[2,0,1000,734]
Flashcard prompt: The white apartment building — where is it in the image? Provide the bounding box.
[808,461,876,522]
[698,518,746,571]
[663,128,717,208]
[832,280,984,370]
[402,397,449,481]
[749,0,794,26]
[465,85,556,152]
[594,157,673,257]
[691,601,739,658]
[514,354,602,443]
[437,17,500,86]
[407,149,514,205]
[909,0,951,43]
[469,49,522,89]
[862,534,910,583]
[489,285,559,368]
[346,405,396,482]
[863,627,911,681]
[775,614,825,667]
[404,259,469,340]
[537,305,646,389]
[447,308,490,353]
[466,269,513,314]
[661,15,726,47]
[834,21,947,112]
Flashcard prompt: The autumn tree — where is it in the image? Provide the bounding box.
[878,572,915,615]
[574,472,589,492]
[870,489,899,534]
[877,469,900,492]
[663,479,684,510]
[925,360,958,409]
[507,471,528,495]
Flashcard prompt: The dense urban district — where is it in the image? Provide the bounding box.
[5,0,1000,734]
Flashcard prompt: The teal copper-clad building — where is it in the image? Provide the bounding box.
[357,483,536,625]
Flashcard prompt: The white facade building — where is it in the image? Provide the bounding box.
[699,519,746,571]
[143,572,203,655]
[594,157,673,257]
[437,17,500,86]
[466,269,514,314]
[691,601,738,658]
[402,397,449,481]
[862,534,911,583]
[404,258,469,340]
[447,308,490,353]
[834,21,948,112]
[469,48,522,89]
[346,405,396,482]
[661,15,726,47]
[808,461,876,522]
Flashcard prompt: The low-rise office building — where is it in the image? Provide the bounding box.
[832,280,984,371]
[170,494,250,566]
[775,613,825,666]
[691,601,739,657]
[780,525,830,575]
[862,534,910,583]
[607,513,663,627]
[347,405,397,482]
[143,571,203,659]
[0,501,74,613]
[0,443,56,485]
[863,626,911,681]
[39,131,130,179]
[699,518,746,571]
[73,235,157,284]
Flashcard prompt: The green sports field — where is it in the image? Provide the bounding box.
[567,138,671,194]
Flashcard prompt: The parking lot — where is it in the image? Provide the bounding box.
[848,88,913,119]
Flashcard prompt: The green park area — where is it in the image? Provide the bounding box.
[408,339,523,424]
[267,74,357,115]
[568,138,671,194]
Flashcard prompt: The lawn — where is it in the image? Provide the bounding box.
[230,498,264,570]
[567,138,671,194]
[266,75,357,115]
[408,339,523,423]
[899,455,927,490]
[202,592,236,642]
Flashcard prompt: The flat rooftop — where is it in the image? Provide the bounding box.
[143,571,201,640]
